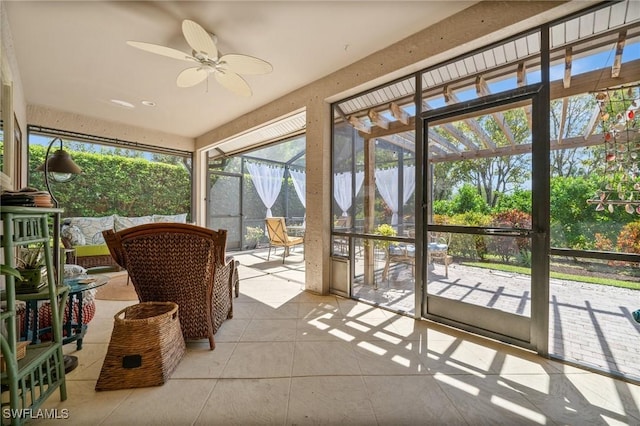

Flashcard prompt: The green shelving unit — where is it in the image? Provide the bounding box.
[1,207,68,426]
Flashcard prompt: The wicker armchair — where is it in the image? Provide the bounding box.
[103,223,235,350]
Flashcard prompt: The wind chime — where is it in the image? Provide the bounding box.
[587,85,640,214]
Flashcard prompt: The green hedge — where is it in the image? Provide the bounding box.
[28,145,191,219]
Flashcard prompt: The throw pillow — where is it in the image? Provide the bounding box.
[153,213,188,223]
[67,215,115,245]
[61,224,86,246]
[114,214,154,231]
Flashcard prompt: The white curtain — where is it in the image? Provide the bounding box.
[290,169,306,226]
[403,165,416,206]
[375,165,416,225]
[333,171,364,216]
[246,162,285,217]
[289,169,306,208]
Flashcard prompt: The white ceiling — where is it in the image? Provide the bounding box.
[5,1,477,139]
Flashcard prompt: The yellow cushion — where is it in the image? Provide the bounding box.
[75,244,110,257]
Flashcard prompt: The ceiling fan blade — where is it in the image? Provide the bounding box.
[176,67,209,88]
[220,54,273,75]
[182,19,218,59]
[214,70,252,97]
[126,41,195,62]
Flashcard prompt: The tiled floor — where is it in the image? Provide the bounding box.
[31,250,640,425]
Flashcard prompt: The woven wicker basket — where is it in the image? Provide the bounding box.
[0,341,29,372]
[95,302,185,391]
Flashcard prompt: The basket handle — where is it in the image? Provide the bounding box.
[114,306,129,321]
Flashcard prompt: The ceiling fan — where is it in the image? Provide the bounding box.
[127,19,272,97]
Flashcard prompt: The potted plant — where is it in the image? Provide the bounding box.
[373,224,398,285]
[15,246,47,293]
[245,226,264,250]
[373,224,397,250]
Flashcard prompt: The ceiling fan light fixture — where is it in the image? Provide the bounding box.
[127,19,271,97]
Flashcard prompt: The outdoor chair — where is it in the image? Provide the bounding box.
[265,217,304,263]
[103,223,235,350]
[383,243,416,281]
[427,232,451,278]
[381,227,416,281]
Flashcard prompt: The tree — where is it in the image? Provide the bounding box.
[449,183,489,215]
[549,94,598,178]
[446,109,531,207]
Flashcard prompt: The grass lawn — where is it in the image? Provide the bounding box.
[463,261,640,291]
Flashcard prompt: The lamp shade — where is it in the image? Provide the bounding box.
[36,149,82,182]
[36,138,82,208]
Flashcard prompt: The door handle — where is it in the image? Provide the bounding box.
[485,228,533,237]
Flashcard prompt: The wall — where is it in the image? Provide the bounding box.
[27,105,194,152]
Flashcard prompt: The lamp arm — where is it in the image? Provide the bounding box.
[44,137,62,208]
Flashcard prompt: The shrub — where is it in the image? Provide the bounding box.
[617,221,640,254]
[448,212,492,260]
[486,209,532,262]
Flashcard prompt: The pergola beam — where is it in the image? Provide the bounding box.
[475,76,516,145]
[612,30,627,78]
[349,116,371,133]
[430,131,616,163]
[518,62,533,131]
[428,131,461,153]
[368,109,390,129]
[349,59,640,157]
[563,47,572,89]
[444,85,496,150]
[390,102,409,125]
[377,133,416,153]
[558,97,569,144]
[424,99,479,151]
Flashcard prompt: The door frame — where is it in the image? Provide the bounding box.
[418,85,550,353]
[207,170,244,250]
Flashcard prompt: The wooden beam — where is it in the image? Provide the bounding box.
[428,130,460,153]
[389,102,409,125]
[517,62,528,87]
[368,109,390,129]
[441,123,480,151]
[517,62,533,131]
[430,131,617,164]
[348,116,371,133]
[583,101,602,140]
[444,85,496,150]
[563,47,572,89]
[362,116,415,138]
[377,133,416,153]
[558,97,568,144]
[382,59,639,135]
[612,30,627,78]
[475,76,516,145]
